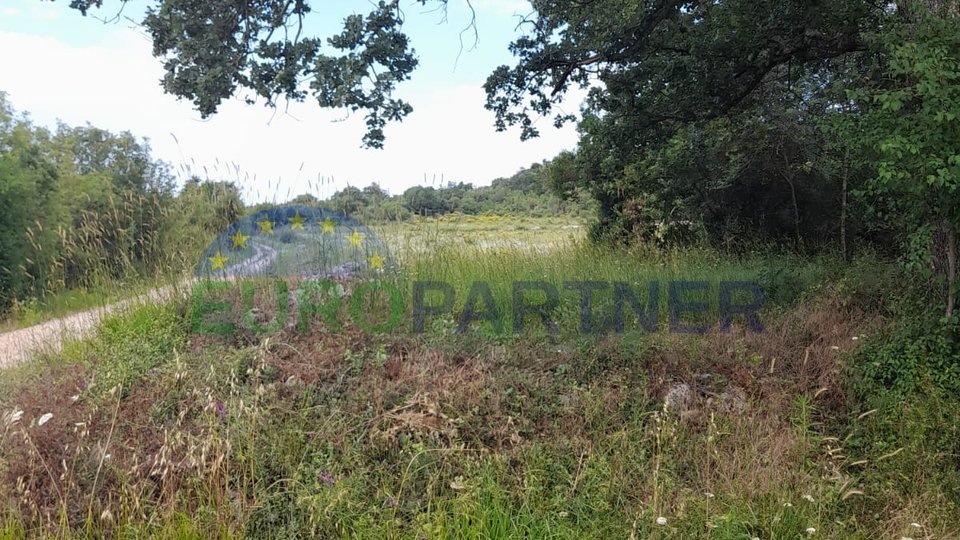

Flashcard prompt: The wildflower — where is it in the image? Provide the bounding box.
[805,527,816,535]
[37,413,53,427]
[900,537,914,540]
[802,494,815,502]
[656,516,668,526]
[783,502,793,508]
[385,496,398,509]
[705,492,715,498]
[318,470,335,487]
[910,523,921,529]
[830,346,840,351]
[70,395,79,403]
[851,336,859,341]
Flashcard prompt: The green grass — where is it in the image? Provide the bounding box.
[0,219,957,539]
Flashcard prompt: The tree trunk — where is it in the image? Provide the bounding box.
[840,146,850,261]
[782,172,801,247]
[947,221,957,319]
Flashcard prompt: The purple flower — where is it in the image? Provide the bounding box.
[216,401,227,423]
[318,470,336,487]
[385,496,398,508]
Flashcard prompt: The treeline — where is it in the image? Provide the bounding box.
[0,94,241,311]
[281,163,592,222]
[538,3,960,316]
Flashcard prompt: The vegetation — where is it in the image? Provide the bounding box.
[60,0,960,316]
[2,239,958,538]
[284,166,592,224]
[0,93,241,318]
[0,93,583,326]
[0,0,959,538]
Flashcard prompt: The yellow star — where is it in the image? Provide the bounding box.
[208,250,229,271]
[256,217,275,235]
[367,251,386,270]
[319,216,337,235]
[288,211,306,231]
[229,230,250,249]
[346,228,365,248]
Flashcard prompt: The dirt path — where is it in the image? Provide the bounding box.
[0,283,186,369]
[0,241,279,370]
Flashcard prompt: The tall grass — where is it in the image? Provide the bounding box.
[6,189,225,328]
[2,210,956,539]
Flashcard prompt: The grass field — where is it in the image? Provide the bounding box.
[0,217,957,539]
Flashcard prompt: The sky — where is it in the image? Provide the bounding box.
[0,0,582,202]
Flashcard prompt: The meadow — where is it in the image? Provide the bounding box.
[1,216,957,539]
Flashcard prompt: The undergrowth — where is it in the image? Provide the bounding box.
[0,245,957,539]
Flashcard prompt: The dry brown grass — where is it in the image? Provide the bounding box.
[0,284,907,536]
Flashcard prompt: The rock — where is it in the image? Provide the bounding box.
[664,383,695,414]
[716,385,747,414]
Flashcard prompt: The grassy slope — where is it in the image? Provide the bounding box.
[0,224,957,539]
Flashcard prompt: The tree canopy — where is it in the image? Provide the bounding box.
[63,1,885,146]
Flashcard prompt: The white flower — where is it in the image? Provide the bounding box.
[900,537,914,540]
[656,516,668,526]
[705,492,715,498]
[37,413,53,426]
[830,346,840,351]
[805,527,816,535]
[802,494,815,502]
[851,336,859,341]
[910,523,922,529]
[70,395,79,403]
[752,537,760,540]
[783,502,793,507]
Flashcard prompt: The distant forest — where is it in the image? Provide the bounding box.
[274,167,593,223]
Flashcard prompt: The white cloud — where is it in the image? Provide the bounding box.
[0,8,22,17]
[0,23,581,202]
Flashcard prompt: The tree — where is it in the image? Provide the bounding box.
[855,5,960,318]
[73,0,424,149]
[403,186,446,216]
[59,1,878,148]
[0,96,59,305]
[0,95,192,309]
[327,186,368,216]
